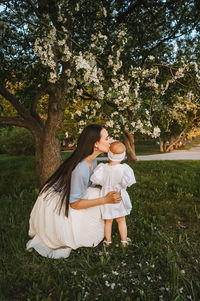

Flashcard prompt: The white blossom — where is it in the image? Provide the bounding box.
[105,281,110,287]
[153,127,161,138]
[105,120,114,128]
[103,7,107,17]
[112,271,119,275]
[75,110,82,116]
[75,3,80,11]
[148,55,155,60]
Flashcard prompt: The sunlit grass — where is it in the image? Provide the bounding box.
[0,155,200,300]
[135,144,161,155]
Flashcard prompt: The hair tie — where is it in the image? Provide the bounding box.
[108,150,126,162]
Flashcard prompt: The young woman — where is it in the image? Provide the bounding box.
[26,124,121,259]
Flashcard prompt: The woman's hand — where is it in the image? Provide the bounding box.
[105,191,122,204]
[70,191,121,210]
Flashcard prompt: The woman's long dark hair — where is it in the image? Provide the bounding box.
[40,124,103,217]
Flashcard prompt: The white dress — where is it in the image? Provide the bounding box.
[90,163,136,219]
[26,187,104,259]
[26,159,104,259]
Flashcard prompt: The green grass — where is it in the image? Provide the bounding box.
[135,144,161,155]
[0,155,200,300]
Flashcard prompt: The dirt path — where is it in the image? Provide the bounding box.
[98,142,200,161]
[137,143,200,161]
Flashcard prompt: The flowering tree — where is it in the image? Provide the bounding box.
[69,56,200,157]
[150,61,200,152]
[0,1,200,184]
[68,56,162,160]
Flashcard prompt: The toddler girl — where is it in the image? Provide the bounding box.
[90,141,136,246]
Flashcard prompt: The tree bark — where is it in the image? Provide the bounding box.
[159,137,164,152]
[166,143,174,152]
[34,131,62,187]
[165,130,186,152]
[123,130,137,161]
[34,89,65,187]
[0,85,65,187]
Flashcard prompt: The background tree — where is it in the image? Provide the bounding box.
[0,0,200,185]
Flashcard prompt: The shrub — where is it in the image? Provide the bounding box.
[0,127,35,155]
[0,127,10,154]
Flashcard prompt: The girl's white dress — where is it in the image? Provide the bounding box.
[90,163,136,219]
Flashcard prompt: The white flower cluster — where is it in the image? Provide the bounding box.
[103,7,107,17]
[108,55,122,75]
[152,126,161,138]
[90,29,108,54]
[73,51,105,99]
[57,13,200,143]
[34,27,57,82]
[105,120,114,128]
[33,22,72,83]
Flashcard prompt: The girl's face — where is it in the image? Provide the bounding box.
[95,128,110,153]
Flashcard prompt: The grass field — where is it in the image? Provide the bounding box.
[0,154,200,301]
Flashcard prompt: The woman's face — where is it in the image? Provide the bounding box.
[96,128,110,153]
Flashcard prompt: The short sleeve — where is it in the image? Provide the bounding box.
[121,163,136,188]
[90,163,105,186]
[69,162,89,203]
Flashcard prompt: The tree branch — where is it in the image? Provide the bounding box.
[115,0,142,23]
[26,0,43,18]
[0,84,32,121]
[166,129,186,152]
[154,63,197,89]
[0,116,31,129]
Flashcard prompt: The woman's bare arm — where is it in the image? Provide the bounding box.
[70,191,121,210]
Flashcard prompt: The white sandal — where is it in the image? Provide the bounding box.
[121,237,131,247]
[103,240,112,246]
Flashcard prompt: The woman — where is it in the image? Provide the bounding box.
[26,124,121,259]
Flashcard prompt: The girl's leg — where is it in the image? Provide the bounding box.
[116,216,127,246]
[104,219,113,245]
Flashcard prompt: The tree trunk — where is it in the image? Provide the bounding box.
[39,90,65,186]
[32,89,66,187]
[123,130,137,161]
[33,130,44,183]
[166,143,174,152]
[40,133,62,187]
[33,130,62,187]
[0,83,67,188]
[159,137,164,152]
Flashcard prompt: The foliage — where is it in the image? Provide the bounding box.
[0,1,199,122]
[149,61,200,151]
[0,127,35,155]
[69,56,200,147]
[0,127,9,154]
[0,0,200,182]
[0,92,18,117]
[0,155,200,300]
[187,127,200,141]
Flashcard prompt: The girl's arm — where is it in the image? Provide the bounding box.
[70,191,121,210]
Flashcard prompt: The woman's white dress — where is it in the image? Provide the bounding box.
[26,160,104,259]
[90,163,136,219]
